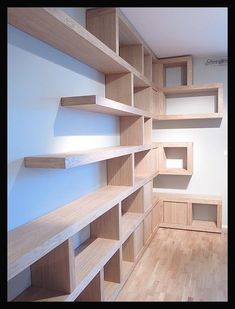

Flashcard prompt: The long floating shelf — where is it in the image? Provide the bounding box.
[24,145,154,169]
[61,95,153,118]
[8,8,157,89]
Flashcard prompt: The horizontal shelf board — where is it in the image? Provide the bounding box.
[24,145,153,169]
[13,287,69,302]
[121,212,143,240]
[162,83,223,95]
[8,8,157,91]
[104,281,120,301]
[154,113,223,121]
[75,238,118,293]
[159,168,192,175]
[192,220,217,229]
[61,95,152,118]
[156,192,222,204]
[159,223,221,234]
[8,185,131,280]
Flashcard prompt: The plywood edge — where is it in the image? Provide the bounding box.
[162,83,223,94]
[153,113,223,120]
[159,223,222,234]
[156,192,222,204]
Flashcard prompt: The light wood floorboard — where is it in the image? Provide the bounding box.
[117,228,227,302]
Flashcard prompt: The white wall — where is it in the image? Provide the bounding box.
[153,56,227,227]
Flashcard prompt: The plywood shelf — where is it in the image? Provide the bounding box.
[155,113,223,121]
[120,213,143,240]
[61,95,152,118]
[8,8,157,91]
[104,281,120,301]
[24,145,153,169]
[159,168,192,175]
[75,238,118,294]
[162,83,223,95]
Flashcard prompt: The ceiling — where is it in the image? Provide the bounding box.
[120,8,227,58]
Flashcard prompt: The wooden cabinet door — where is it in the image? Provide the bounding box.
[163,201,188,225]
[152,201,162,230]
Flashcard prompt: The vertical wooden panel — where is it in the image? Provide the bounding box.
[120,116,144,146]
[217,203,222,229]
[152,201,162,230]
[155,92,166,116]
[31,239,75,293]
[134,222,144,258]
[134,150,153,177]
[122,188,144,214]
[86,8,119,53]
[119,44,144,74]
[104,250,121,283]
[152,62,164,88]
[217,86,223,114]
[144,54,152,81]
[187,143,193,174]
[144,117,152,144]
[75,271,104,301]
[122,234,134,262]
[144,213,152,243]
[107,154,134,186]
[134,87,152,112]
[91,204,120,240]
[106,73,133,106]
[187,56,193,85]
[143,180,153,212]
[188,202,193,225]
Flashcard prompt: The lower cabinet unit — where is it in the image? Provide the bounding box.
[163,201,189,225]
[144,212,152,243]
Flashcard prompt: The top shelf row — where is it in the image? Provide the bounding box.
[8,7,192,89]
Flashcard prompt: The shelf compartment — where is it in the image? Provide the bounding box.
[121,187,144,239]
[191,203,220,230]
[134,149,157,178]
[24,145,152,169]
[61,95,152,118]
[134,87,158,114]
[120,116,144,146]
[103,249,121,301]
[106,72,133,106]
[144,117,152,145]
[75,271,104,302]
[144,54,152,81]
[119,44,144,75]
[107,154,134,186]
[122,233,135,279]
[157,142,193,175]
[152,56,192,88]
[154,83,223,121]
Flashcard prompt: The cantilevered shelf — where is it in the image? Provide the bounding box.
[8,8,157,89]
[24,145,153,169]
[61,95,153,118]
[154,83,223,121]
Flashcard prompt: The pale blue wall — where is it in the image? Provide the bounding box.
[7,18,120,231]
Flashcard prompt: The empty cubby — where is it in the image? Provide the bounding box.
[158,143,193,175]
[74,205,120,289]
[134,87,154,113]
[75,271,104,302]
[192,203,218,229]
[122,233,135,279]
[105,72,133,106]
[103,249,121,301]
[120,116,144,146]
[144,117,152,144]
[107,154,134,186]
[121,188,144,239]
[134,150,153,178]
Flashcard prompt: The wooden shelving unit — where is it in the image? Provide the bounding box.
[155,83,223,121]
[157,142,193,175]
[8,6,224,302]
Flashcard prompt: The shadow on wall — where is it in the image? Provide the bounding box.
[54,106,119,136]
[153,175,192,190]
[153,118,222,130]
[8,25,102,82]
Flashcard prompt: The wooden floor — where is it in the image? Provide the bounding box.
[117,228,227,302]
